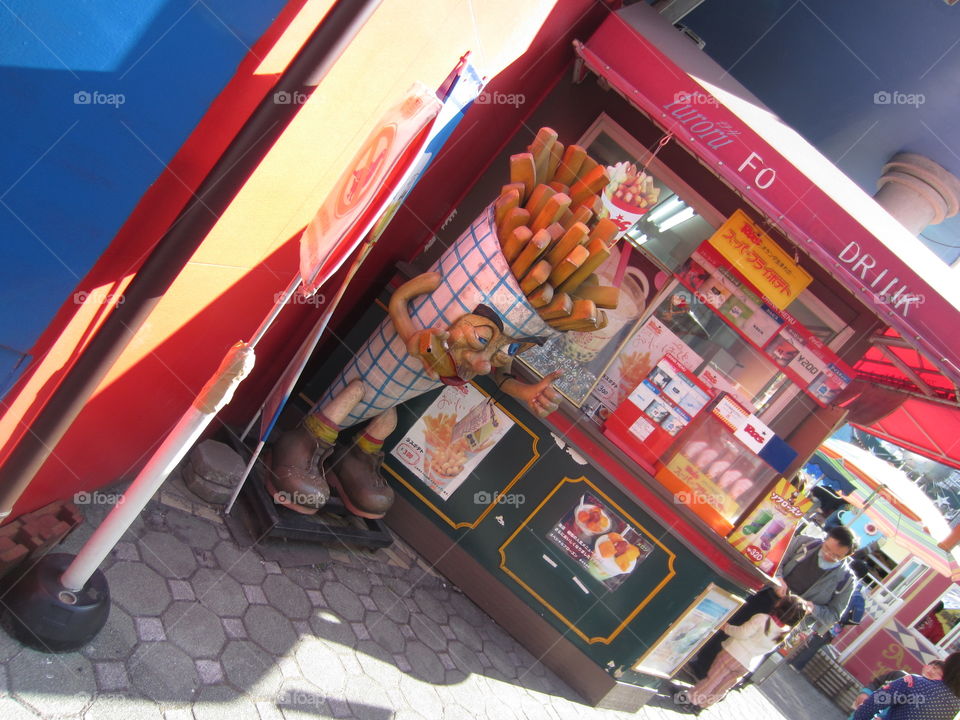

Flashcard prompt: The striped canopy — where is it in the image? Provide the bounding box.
[816,439,960,580]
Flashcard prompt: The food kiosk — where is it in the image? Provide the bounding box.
[290,3,960,710]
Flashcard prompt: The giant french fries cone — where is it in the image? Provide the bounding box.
[502,225,533,263]
[546,222,589,266]
[531,193,571,234]
[509,153,536,203]
[548,244,590,287]
[520,259,552,294]
[510,228,551,279]
[548,298,598,331]
[557,238,610,294]
[554,145,586,186]
[577,155,599,181]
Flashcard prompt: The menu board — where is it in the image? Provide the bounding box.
[547,492,654,593]
[390,384,513,500]
[677,241,854,407]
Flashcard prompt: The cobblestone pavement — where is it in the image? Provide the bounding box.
[0,476,844,720]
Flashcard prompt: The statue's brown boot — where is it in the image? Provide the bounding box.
[267,425,332,514]
[326,443,395,519]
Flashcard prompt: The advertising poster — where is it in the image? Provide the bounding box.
[727,477,814,575]
[633,583,743,679]
[547,492,654,592]
[390,384,513,499]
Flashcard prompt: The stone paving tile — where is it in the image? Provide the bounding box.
[85,695,165,720]
[293,637,347,699]
[214,542,267,585]
[404,641,446,685]
[370,584,410,624]
[308,608,358,648]
[9,648,94,716]
[305,590,325,607]
[222,618,247,639]
[169,580,195,601]
[112,541,140,562]
[127,642,199,703]
[107,562,172,616]
[191,568,248,617]
[221,640,281,697]
[343,671,395,720]
[321,581,365,622]
[333,565,372,595]
[193,685,260,720]
[0,625,23,662]
[262,561,281,574]
[163,602,227,658]
[136,617,166,642]
[195,660,224,685]
[78,605,136,661]
[242,584,269,605]
[281,566,324,590]
[244,605,297,656]
[138,531,198,579]
[262,575,312,620]
[445,640,484,675]
[94,661,130,691]
[447,614,484,652]
[365,612,405,654]
[164,508,221,550]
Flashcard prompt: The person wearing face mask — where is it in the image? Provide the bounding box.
[688,525,857,680]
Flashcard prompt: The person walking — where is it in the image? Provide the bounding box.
[689,525,857,678]
[680,594,806,713]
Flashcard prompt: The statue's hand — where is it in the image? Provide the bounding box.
[509,370,563,417]
[406,328,452,379]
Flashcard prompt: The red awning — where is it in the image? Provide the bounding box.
[577,5,960,390]
[854,401,960,471]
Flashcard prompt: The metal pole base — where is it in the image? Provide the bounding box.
[1,553,110,652]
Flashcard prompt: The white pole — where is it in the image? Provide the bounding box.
[60,343,255,591]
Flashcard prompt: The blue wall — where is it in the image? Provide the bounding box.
[683,0,960,265]
[0,0,287,395]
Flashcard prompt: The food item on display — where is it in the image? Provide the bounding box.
[509,153,536,201]
[527,283,554,308]
[494,187,521,228]
[422,413,469,479]
[491,127,624,332]
[520,260,552,294]
[497,206,530,238]
[596,533,642,572]
[576,505,611,534]
[571,284,619,309]
[557,238,610,294]
[705,459,732,480]
[717,469,742,489]
[538,293,574,321]
[501,225,533,263]
[510,228,552,279]
[548,245,589,288]
[605,162,662,212]
[554,144,587,186]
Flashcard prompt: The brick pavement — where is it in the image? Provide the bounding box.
[0,478,845,720]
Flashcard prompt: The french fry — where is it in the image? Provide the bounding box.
[557,238,610,294]
[570,166,610,206]
[502,225,533,263]
[524,184,555,218]
[546,222,589,266]
[549,181,570,194]
[571,284,619,309]
[570,205,593,229]
[595,310,608,331]
[548,244,590,287]
[527,283,554,308]
[528,127,558,186]
[588,218,620,248]
[495,188,521,229]
[531,192,571,234]
[537,292,573,320]
[577,155,599,181]
[546,141,564,183]
[581,273,600,287]
[520,260,552,294]
[509,153,536,203]
[497,207,530,240]
[510,228,551,279]
[554,145,587,186]
[546,222,566,242]
[501,182,526,200]
[549,299,598,331]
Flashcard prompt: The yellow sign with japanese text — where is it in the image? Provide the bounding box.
[707,210,812,309]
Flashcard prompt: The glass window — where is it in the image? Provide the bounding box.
[886,560,924,598]
[912,585,960,650]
